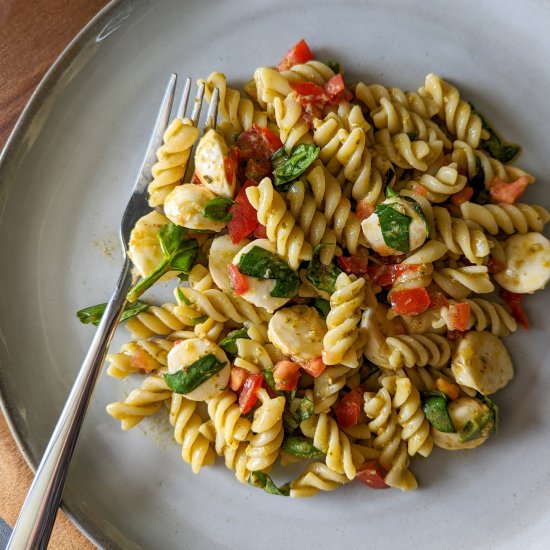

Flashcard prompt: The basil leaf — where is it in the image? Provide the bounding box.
[470,103,520,163]
[460,412,495,443]
[480,394,499,434]
[422,392,455,433]
[282,436,324,459]
[158,222,186,256]
[312,298,331,318]
[385,186,398,198]
[238,246,299,298]
[325,60,340,74]
[203,197,234,222]
[163,354,226,394]
[176,287,193,306]
[375,202,411,253]
[189,314,209,325]
[305,244,342,293]
[171,239,199,272]
[76,300,149,326]
[219,327,250,357]
[470,155,489,205]
[283,396,314,432]
[403,196,429,238]
[248,472,290,496]
[271,144,320,190]
[263,368,280,394]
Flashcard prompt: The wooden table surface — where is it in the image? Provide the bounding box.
[0,2,109,547]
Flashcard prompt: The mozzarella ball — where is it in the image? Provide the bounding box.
[268,305,327,362]
[432,397,494,450]
[494,232,550,294]
[164,183,226,232]
[361,197,427,256]
[232,239,291,312]
[209,234,250,291]
[167,338,229,401]
[194,129,236,198]
[451,331,513,395]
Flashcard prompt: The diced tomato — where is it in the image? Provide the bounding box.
[228,264,249,295]
[389,287,431,315]
[239,373,263,414]
[356,460,389,489]
[276,39,314,71]
[227,180,259,243]
[324,74,345,98]
[356,200,375,222]
[426,286,449,309]
[229,367,249,392]
[435,378,461,400]
[337,252,370,277]
[500,290,529,330]
[412,182,428,197]
[191,172,201,184]
[335,388,364,429]
[244,157,271,183]
[223,156,235,186]
[291,81,327,102]
[273,361,300,391]
[254,223,267,239]
[237,124,282,162]
[366,264,420,287]
[447,303,470,331]
[450,185,474,206]
[299,356,326,378]
[489,176,529,204]
[487,256,506,274]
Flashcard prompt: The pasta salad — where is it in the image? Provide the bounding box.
[79,39,550,495]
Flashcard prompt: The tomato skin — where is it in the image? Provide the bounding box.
[447,303,470,331]
[273,361,300,391]
[229,367,249,392]
[500,290,529,329]
[451,185,474,206]
[335,388,364,429]
[356,200,374,222]
[227,180,258,243]
[253,223,267,239]
[337,252,370,277]
[368,264,420,287]
[356,460,389,489]
[291,81,327,102]
[487,256,506,274]
[276,39,314,71]
[237,124,282,162]
[223,156,235,187]
[426,286,449,309]
[228,264,249,295]
[389,287,431,315]
[239,373,263,414]
[489,176,529,204]
[299,356,326,378]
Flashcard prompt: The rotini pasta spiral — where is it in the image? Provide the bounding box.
[323,272,365,367]
[106,376,172,430]
[106,337,174,379]
[459,201,550,236]
[364,387,417,490]
[385,333,451,369]
[393,377,433,457]
[125,303,192,339]
[280,60,335,86]
[246,388,285,472]
[313,365,356,413]
[399,163,467,203]
[432,266,494,300]
[273,94,311,152]
[188,263,214,292]
[233,338,274,373]
[246,177,313,269]
[169,393,216,474]
[289,462,350,498]
[419,74,483,147]
[147,117,199,207]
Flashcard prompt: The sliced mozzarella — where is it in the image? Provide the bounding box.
[451,331,513,395]
[361,197,427,256]
[267,305,327,362]
[494,232,550,294]
[128,211,173,279]
[164,183,226,232]
[194,129,236,198]
[167,338,229,401]
[209,234,250,291]
[232,239,291,312]
[432,397,493,450]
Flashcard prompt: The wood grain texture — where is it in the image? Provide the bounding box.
[0,1,109,547]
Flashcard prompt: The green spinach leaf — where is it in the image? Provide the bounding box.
[374,201,412,253]
[305,244,342,293]
[164,354,226,394]
[76,300,149,326]
[325,60,341,74]
[312,298,331,318]
[422,391,455,433]
[219,327,250,357]
[203,197,234,222]
[271,144,319,190]
[282,436,324,459]
[248,472,290,496]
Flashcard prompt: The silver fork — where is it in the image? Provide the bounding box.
[7,75,220,550]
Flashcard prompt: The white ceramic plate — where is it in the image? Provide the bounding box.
[1,0,550,548]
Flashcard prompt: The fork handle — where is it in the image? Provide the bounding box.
[7,259,134,550]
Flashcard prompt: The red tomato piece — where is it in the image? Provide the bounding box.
[244,157,271,183]
[273,361,300,391]
[228,264,249,295]
[500,290,530,330]
[366,264,421,287]
[487,256,506,274]
[356,460,389,489]
[223,156,235,187]
[227,180,259,243]
[299,356,326,378]
[489,176,529,204]
[335,389,364,429]
[451,185,474,206]
[412,183,428,197]
[389,287,431,315]
[290,81,328,103]
[191,172,201,184]
[254,223,267,239]
[356,200,374,222]
[447,303,470,331]
[426,286,449,309]
[337,252,370,277]
[276,39,314,71]
[237,124,282,162]
[229,367,249,392]
[324,74,345,98]
[239,373,263,414]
